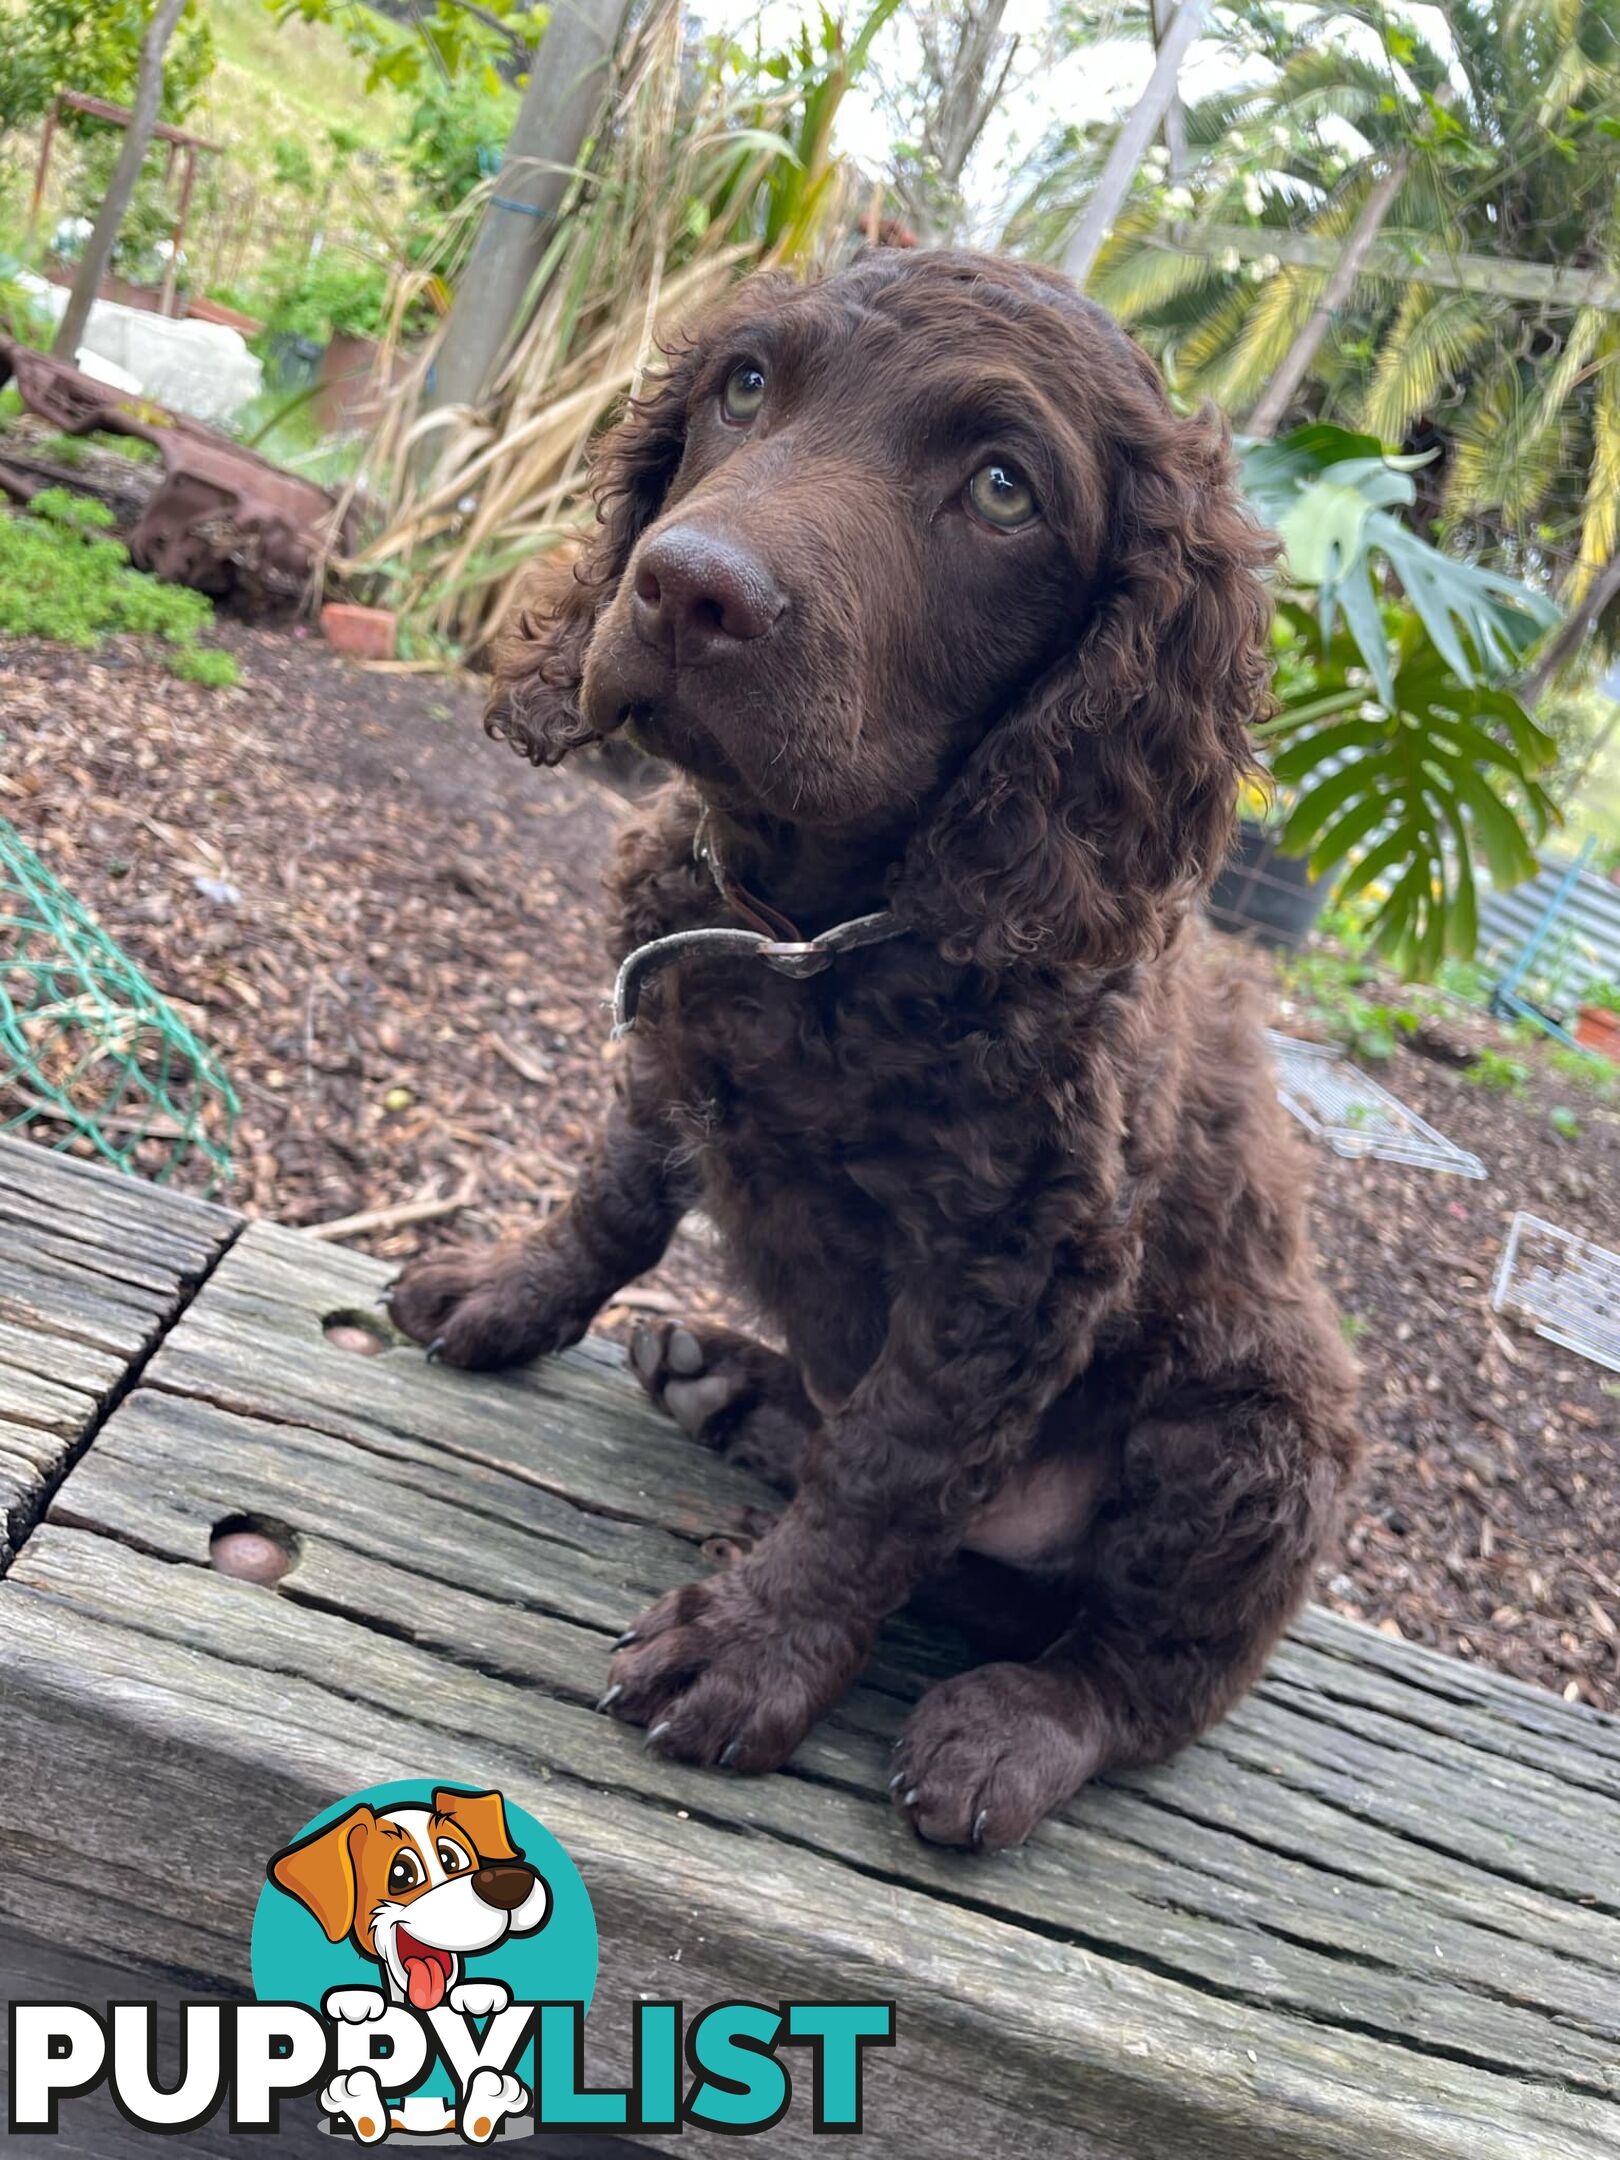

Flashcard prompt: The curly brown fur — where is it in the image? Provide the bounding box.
[392,249,1360,1850]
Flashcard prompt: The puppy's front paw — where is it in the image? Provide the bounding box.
[890,1663,1103,1850]
[322,1986,388,2024]
[387,1240,586,1370]
[321,2067,389,2143]
[602,1571,865,1772]
[460,2068,528,2143]
[448,1978,511,2018]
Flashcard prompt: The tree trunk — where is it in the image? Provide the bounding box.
[1150,0,1189,181]
[52,0,188,364]
[429,0,637,416]
[1519,553,1620,708]
[905,0,1018,245]
[1243,147,1413,439]
[1061,0,1211,288]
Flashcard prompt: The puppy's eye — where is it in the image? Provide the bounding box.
[966,462,1039,531]
[721,361,766,425]
[436,1841,468,1875]
[387,1853,422,1896]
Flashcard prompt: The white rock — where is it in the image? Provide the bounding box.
[14,273,261,425]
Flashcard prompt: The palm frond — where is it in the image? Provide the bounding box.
[1360,287,1499,439]
[333,0,867,649]
[1092,239,1226,321]
[1446,357,1571,525]
[1172,284,1262,377]
[1200,264,1326,409]
[1575,333,1620,599]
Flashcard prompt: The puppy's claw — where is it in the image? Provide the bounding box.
[719,1740,742,1768]
[424,1335,446,1364]
[888,1770,906,1791]
[972,1809,990,1848]
[645,1720,673,1751]
[613,1628,640,1650]
[903,1787,919,1807]
[596,1684,623,1714]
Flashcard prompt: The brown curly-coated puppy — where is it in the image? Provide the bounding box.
[391,249,1359,1849]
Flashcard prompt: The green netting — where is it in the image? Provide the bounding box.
[0,814,236,1190]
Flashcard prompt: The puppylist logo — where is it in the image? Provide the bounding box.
[8,1778,895,2142]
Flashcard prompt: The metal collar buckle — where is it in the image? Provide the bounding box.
[758,939,835,979]
[610,909,905,1036]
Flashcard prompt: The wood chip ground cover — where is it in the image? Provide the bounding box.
[3,625,1616,1707]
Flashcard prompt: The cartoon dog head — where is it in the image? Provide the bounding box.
[269,1787,551,2010]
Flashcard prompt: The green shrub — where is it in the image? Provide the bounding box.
[166,644,240,687]
[265,250,393,345]
[1465,1048,1531,1095]
[0,489,238,686]
[403,75,517,219]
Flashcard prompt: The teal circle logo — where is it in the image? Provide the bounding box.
[251,1779,596,2138]
[253,1779,596,2013]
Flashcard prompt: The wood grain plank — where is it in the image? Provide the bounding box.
[8,1209,1620,2154]
[4,1528,1617,2160]
[0,1137,233,1247]
[0,1136,240,1570]
[48,1386,1620,2101]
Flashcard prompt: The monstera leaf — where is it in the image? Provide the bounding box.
[1261,606,1560,978]
[1239,424,1559,704]
[1236,424,1564,975]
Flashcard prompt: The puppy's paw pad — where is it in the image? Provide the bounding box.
[628,1326,811,1492]
[321,2069,388,2143]
[664,1372,741,1432]
[629,1324,748,1439]
[460,2068,528,2143]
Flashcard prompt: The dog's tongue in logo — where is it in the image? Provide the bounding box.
[399,1930,451,2010]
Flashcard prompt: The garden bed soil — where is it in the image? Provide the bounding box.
[4,623,1617,1710]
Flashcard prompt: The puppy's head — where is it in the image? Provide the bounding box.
[268,1787,551,2009]
[491,248,1272,968]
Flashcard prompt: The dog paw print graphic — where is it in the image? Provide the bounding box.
[253,1779,598,2145]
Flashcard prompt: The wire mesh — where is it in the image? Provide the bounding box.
[1264,1030,1488,1178]
[1492,1211,1620,1376]
[0,814,236,1190]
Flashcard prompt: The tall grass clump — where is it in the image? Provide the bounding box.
[335,0,898,654]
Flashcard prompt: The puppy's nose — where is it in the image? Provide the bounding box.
[631,528,785,664]
[471,1863,537,1911]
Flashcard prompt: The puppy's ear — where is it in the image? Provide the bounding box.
[431,1786,519,1863]
[268,1805,374,1943]
[900,402,1273,970]
[486,338,706,766]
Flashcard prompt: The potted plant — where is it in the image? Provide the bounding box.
[1208,774,1329,951]
[1575,978,1620,1062]
[265,251,396,431]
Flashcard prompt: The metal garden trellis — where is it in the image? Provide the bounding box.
[0,815,235,1189]
[26,90,222,318]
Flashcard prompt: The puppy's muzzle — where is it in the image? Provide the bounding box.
[630,525,786,669]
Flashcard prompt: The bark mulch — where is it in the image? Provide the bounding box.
[4,623,1616,1706]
